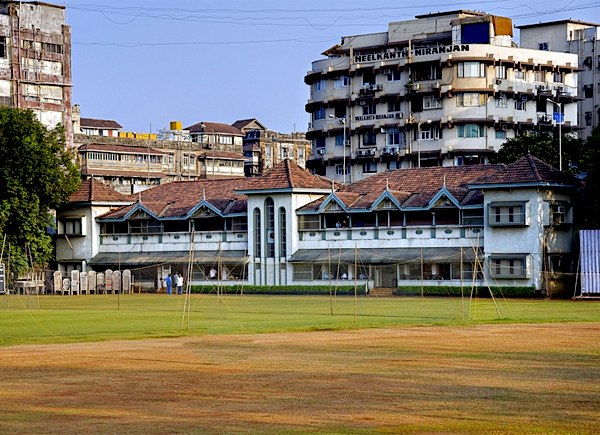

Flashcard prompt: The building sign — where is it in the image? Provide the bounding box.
[354,44,470,64]
[355,112,403,122]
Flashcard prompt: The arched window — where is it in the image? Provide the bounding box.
[279,207,287,257]
[265,198,275,258]
[253,208,261,258]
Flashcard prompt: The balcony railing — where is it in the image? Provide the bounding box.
[99,231,248,252]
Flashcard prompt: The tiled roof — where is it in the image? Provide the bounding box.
[68,178,131,203]
[474,155,575,185]
[185,121,244,136]
[80,118,123,130]
[78,143,164,155]
[242,159,334,191]
[197,151,246,160]
[99,178,252,220]
[231,118,266,131]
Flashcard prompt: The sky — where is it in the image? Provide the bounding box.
[66,0,600,134]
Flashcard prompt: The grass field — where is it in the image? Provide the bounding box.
[2,293,600,346]
[1,294,599,433]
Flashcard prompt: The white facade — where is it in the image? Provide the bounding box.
[56,158,576,296]
[305,11,580,182]
[518,20,600,139]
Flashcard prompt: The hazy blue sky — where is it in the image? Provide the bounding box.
[67,0,600,133]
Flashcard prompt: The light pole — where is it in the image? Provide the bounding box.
[547,99,562,171]
[329,114,347,183]
[417,119,432,168]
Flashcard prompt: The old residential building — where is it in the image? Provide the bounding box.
[232,118,311,176]
[0,1,72,144]
[56,155,576,297]
[305,10,580,182]
[518,19,600,139]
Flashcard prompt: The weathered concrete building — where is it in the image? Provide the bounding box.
[0,1,72,144]
[233,118,311,177]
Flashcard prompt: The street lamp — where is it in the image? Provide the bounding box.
[329,114,348,183]
[417,119,432,168]
[547,99,562,171]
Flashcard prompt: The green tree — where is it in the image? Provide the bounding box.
[489,132,584,174]
[0,108,80,274]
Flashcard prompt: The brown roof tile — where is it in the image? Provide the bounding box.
[243,159,334,191]
[197,151,246,160]
[68,178,131,203]
[185,121,243,136]
[475,155,576,185]
[80,118,123,130]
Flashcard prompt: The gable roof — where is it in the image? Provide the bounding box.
[239,159,334,192]
[80,118,123,130]
[98,178,252,221]
[185,121,244,136]
[472,155,576,187]
[68,178,131,203]
[231,118,267,132]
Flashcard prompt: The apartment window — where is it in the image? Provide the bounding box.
[335,134,345,146]
[314,107,326,120]
[334,75,349,88]
[362,130,377,146]
[489,202,527,226]
[418,124,440,140]
[0,37,5,58]
[387,128,404,146]
[219,136,233,145]
[362,103,376,116]
[335,164,349,175]
[457,93,485,107]
[413,64,441,81]
[553,71,564,83]
[63,218,82,235]
[279,207,287,258]
[538,42,549,51]
[315,137,325,149]
[458,124,485,138]
[388,100,402,113]
[298,215,320,231]
[495,65,507,79]
[43,43,63,54]
[490,256,527,278]
[386,69,401,81]
[362,70,375,86]
[387,160,401,170]
[457,62,485,78]
[513,69,525,80]
[585,112,592,126]
[314,80,324,91]
[253,208,261,257]
[423,95,442,109]
[495,129,507,139]
[495,94,508,108]
[534,71,545,82]
[515,98,527,111]
[362,161,378,173]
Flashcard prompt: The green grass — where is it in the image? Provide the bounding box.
[1,294,599,346]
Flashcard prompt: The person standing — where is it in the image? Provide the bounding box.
[165,274,172,295]
[176,273,184,295]
[172,273,179,295]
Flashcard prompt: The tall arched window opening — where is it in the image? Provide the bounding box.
[265,198,275,257]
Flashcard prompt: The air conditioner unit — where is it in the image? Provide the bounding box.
[206,143,213,149]
[557,86,566,93]
[433,82,441,89]
[367,149,376,156]
[557,206,566,214]
[538,84,550,92]
[317,148,326,155]
[358,100,368,106]
[496,79,502,85]
[413,83,420,90]
[344,140,351,146]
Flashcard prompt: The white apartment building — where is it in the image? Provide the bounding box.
[518,19,600,139]
[305,10,580,182]
[0,1,72,145]
[55,156,577,297]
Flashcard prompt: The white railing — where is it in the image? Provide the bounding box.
[100,231,248,253]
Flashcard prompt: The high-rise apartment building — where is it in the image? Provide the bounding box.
[0,1,72,144]
[305,10,580,182]
[518,19,600,139]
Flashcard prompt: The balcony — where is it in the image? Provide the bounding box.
[99,231,248,253]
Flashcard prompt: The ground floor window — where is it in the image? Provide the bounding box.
[489,255,527,278]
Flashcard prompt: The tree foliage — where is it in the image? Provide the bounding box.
[0,108,80,273]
